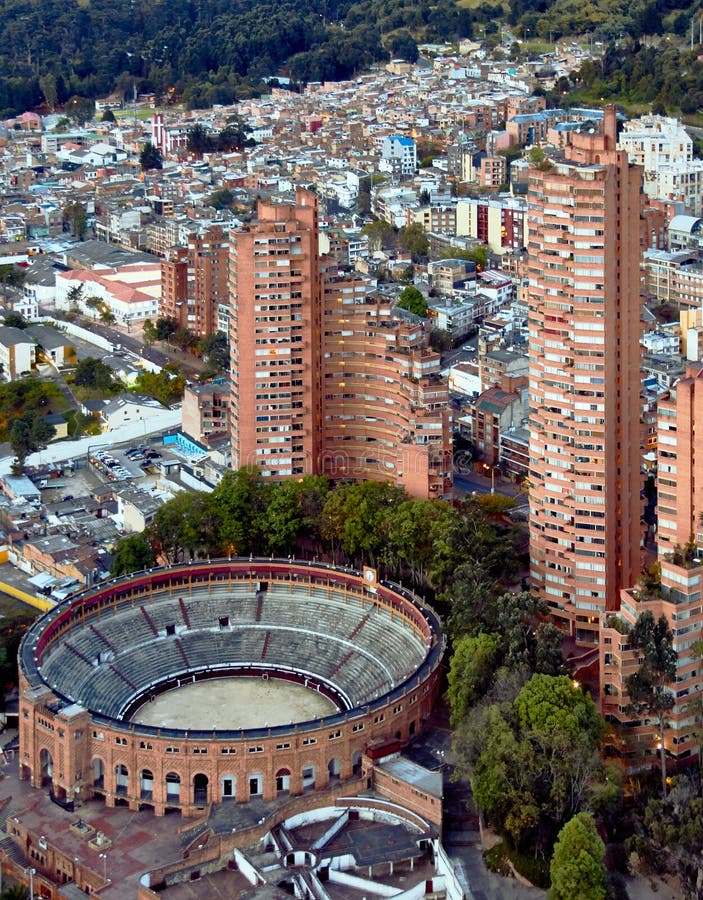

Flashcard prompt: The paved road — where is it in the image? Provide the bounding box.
[454,472,528,503]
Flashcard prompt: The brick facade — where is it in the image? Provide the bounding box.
[19,561,444,818]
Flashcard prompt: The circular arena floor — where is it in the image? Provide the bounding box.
[129,676,338,730]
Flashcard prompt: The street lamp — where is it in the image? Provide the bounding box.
[26,866,35,900]
[483,463,496,494]
[99,852,108,883]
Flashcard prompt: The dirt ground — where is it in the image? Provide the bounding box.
[130,676,338,730]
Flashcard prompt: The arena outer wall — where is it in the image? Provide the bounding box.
[18,560,444,817]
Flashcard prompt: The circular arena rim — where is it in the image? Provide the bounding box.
[20,559,444,742]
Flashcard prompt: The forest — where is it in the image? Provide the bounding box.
[0,0,473,117]
[1,0,702,119]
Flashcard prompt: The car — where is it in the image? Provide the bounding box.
[62,495,74,502]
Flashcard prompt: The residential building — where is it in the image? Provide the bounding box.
[600,558,703,770]
[479,347,528,393]
[669,214,703,251]
[600,366,703,769]
[479,156,507,189]
[472,385,526,466]
[228,191,452,497]
[55,265,161,326]
[500,426,530,481]
[182,381,230,446]
[619,115,703,215]
[0,326,35,380]
[528,106,643,644]
[161,225,229,336]
[321,273,452,498]
[229,188,322,478]
[456,195,528,254]
[644,248,703,310]
[427,258,476,295]
[380,135,417,177]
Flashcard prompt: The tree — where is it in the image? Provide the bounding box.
[390,30,419,62]
[360,220,395,252]
[134,370,185,405]
[216,115,251,152]
[207,188,235,210]
[197,331,229,376]
[396,285,427,317]
[150,491,219,563]
[3,312,26,329]
[1,885,30,900]
[384,498,458,588]
[320,480,406,565]
[627,779,703,897]
[429,328,452,352]
[626,611,678,798]
[400,222,429,261]
[64,96,95,125]
[8,414,56,474]
[0,265,26,289]
[447,632,501,725]
[111,534,155,577]
[74,357,120,392]
[465,675,603,856]
[187,123,213,157]
[66,284,84,312]
[39,73,58,111]
[455,245,488,271]
[211,467,271,557]
[155,317,178,341]
[172,327,197,352]
[142,319,158,346]
[261,476,329,556]
[549,813,607,900]
[139,142,163,171]
[63,201,87,239]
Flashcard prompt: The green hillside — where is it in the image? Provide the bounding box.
[0,0,700,118]
[0,0,474,116]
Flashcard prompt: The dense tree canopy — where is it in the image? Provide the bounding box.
[396,285,428,317]
[112,467,523,599]
[0,0,476,117]
[455,674,604,857]
[549,813,607,900]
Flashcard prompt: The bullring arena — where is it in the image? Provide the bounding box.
[18,559,444,816]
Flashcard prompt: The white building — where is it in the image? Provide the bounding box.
[619,116,703,215]
[55,265,160,325]
[0,326,36,380]
[380,135,417,176]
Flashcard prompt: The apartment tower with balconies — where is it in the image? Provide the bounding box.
[528,105,644,644]
[229,188,322,477]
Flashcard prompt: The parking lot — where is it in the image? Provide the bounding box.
[87,444,164,482]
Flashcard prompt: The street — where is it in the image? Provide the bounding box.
[454,471,529,506]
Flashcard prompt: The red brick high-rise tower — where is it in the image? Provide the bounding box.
[528,106,644,644]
